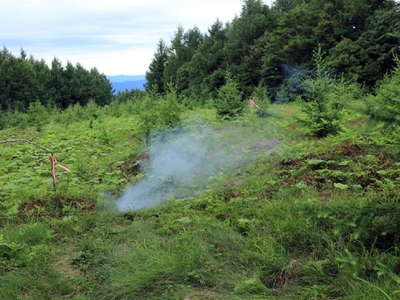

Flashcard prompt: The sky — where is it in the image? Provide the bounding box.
[0,0,272,75]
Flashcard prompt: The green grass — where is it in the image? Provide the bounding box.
[1,102,400,299]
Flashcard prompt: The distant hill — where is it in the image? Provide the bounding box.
[107,75,146,93]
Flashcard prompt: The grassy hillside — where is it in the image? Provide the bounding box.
[1,101,400,299]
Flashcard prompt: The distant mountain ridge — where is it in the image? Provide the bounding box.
[107,75,146,93]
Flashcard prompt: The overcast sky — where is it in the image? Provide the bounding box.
[1,0,272,75]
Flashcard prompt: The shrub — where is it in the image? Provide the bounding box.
[137,90,182,144]
[113,89,146,103]
[299,77,344,137]
[26,100,50,131]
[298,48,354,137]
[366,59,400,126]
[276,66,313,103]
[214,76,244,119]
[251,86,271,118]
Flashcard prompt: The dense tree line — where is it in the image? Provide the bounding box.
[0,48,112,111]
[146,0,400,101]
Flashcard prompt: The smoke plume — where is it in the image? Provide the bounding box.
[116,123,279,211]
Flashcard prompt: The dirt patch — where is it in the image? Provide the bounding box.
[18,196,95,218]
[62,196,96,211]
[279,158,305,169]
[120,153,149,176]
[183,291,220,300]
[252,138,280,151]
[279,143,366,171]
[278,142,399,191]
[18,199,49,216]
[332,143,362,157]
[346,117,367,128]
[55,254,81,278]
[265,259,302,289]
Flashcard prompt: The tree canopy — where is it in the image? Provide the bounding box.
[146,0,400,101]
[0,48,112,111]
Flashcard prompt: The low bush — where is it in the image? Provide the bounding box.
[366,59,400,127]
[214,75,244,119]
[298,48,360,137]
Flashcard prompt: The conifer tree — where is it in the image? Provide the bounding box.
[0,48,112,111]
[215,74,244,119]
[366,60,400,126]
[145,39,169,93]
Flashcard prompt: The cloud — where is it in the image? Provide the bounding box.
[0,0,272,74]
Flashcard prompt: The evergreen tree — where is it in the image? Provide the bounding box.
[0,50,37,110]
[0,48,112,111]
[142,0,400,101]
[214,74,244,119]
[145,39,169,93]
[163,27,203,93]
[186,20,228,98]
[225,0,272,95]
[366,60,400,126]
[326,2,400,86]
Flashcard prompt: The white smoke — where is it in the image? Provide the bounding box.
[116,124,279,211]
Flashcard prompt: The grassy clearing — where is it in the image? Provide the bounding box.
[1,102,400,299]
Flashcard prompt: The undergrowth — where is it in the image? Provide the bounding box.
[1,93,400,299]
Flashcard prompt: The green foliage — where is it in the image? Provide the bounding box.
[113,89,146,103]
[251,85,269,105]
[366,60,400,126]
[145,0,399,100]
[214,76,244,119]
[136,90,182,142]
[234,276,269,295]
[2,79,400,299]
[145,39,169,94]
[298,48,359,137]
[0,48,112,112]
[250,86,271,118]
[274,65,314,103]
[326,4,400,86]
[299,76,343,137]
[26,100,50,132]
